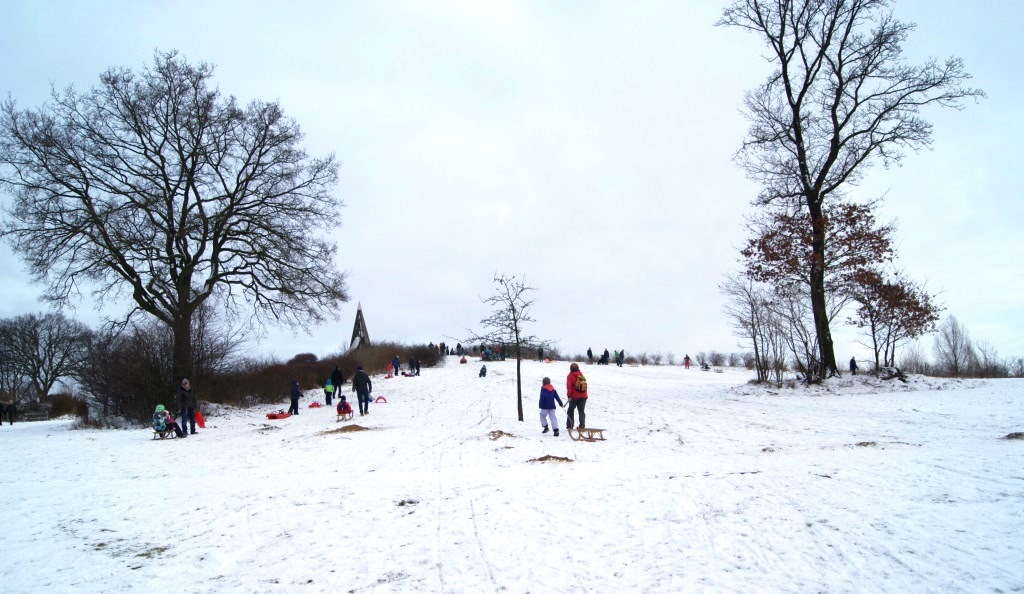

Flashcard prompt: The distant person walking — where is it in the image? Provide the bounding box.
[849,357,858,376]
[179,378,198,435]
[616,349,625,367]
[565,362,588,430]
[288,379,301,415]
[539,377,564,436]
[353,366,372,415]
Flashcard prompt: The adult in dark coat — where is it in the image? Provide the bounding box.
[331,366,344,392]
[179,379,198,435]
[288,379,301,415]
[352,366,373,415]
[391,355,401,376]
[849,357,858,375]
[587,348,593,364]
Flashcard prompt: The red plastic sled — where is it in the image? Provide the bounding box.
[374,395,387,403]
[308,402,323,408]
[195,411,206,428]
[266,411,291,420]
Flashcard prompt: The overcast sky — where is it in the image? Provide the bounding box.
[1,0,1021,363]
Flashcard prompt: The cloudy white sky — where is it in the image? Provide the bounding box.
[1,0,1021,363]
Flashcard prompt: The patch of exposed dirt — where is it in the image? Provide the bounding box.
[489,430,514,440]
[855,441,877,447]
[529,455,572,463]
[319,425,370,435]
[1003,432,1024,440]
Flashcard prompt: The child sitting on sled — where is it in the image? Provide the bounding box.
[336,396,353,417]
[152,404,184,437]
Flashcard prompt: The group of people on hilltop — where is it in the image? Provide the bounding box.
[536,362,589,436]
[592,348,624,366]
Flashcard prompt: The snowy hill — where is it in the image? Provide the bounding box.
[2,357,1022,593]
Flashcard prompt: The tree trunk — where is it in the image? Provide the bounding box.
[172,314,193,390]
[515,355,523,422]
[808,201,839,380]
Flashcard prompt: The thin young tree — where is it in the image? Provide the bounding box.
[0,50,348,384]
[719,0,983,380]
[469,274,545,422]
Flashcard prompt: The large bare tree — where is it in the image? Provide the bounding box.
[719,0,983,380]
[1,312,91,400]
[0,51,348,383]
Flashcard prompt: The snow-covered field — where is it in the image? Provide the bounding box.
[2,357,1022,593]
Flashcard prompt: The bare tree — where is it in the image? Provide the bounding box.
[934,316,974,377]
[0,50,348,384]
[469,274,544,422]
[1,312,91,400]
[719,0,983,380]
[898,342,931,375]
[0,324,33,403]
[721,275,772,381]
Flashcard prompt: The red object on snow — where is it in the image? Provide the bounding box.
[266,411,291,420]
[375,395,387,403]
[195,411,206,428]
[308,402,323,408]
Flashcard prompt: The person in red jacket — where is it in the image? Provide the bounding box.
[565,362,588,430]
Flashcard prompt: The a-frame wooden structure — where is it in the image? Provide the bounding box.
[349,302,371,349]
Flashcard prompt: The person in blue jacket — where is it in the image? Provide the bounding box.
[391,355,401,376]
[538,377,564,436]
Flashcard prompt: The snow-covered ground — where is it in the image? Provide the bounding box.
[2,357,1022,593]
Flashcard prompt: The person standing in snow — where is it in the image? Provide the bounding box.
[179,378,198,436]
[684,354,691,369]
[616,349,625,367]
[352,366,372,415]
[587,347,593,365]
[324,379,335,405]
[391,355,401,376]
[565,362,588,430]
[849,357,858,376]
[539,377,564,436]
[1,398,15,425]
[287,379,301,415]
[331,366,344,394]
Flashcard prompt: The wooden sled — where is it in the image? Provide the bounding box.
[152,429,177,440]
[568,427,606,442]
[336,412,353,422]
